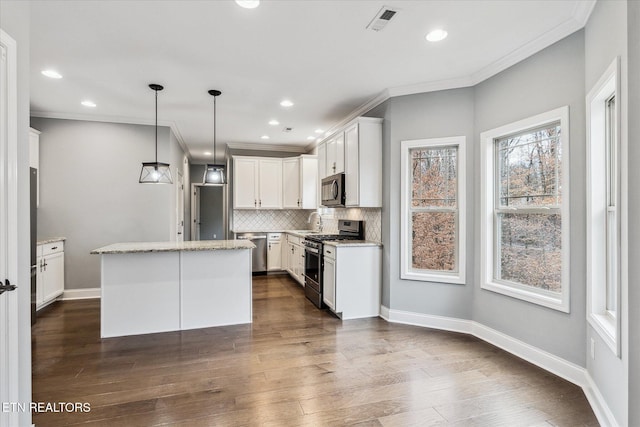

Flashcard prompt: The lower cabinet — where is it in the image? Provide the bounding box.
[36,240,65,310]
[267,233,282,271]
[284,234,305,286]
[322,244,381,319]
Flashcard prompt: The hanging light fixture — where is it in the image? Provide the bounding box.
[139,83,173,184]
[203,89,226,184]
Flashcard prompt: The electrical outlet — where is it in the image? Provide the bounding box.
[213,234,217,239]
[591,338,596,359]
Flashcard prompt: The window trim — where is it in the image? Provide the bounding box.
[586,57,622,357]
[480,107,570,312]
[400,136,466,285]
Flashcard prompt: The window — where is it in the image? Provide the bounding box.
[587,58,622,356]
[400,136,466,284]
[480,107,570,312]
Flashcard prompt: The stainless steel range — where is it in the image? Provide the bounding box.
[303,220,364,308]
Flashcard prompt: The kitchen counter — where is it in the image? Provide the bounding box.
[323,240,382,247]
[232,229,319,238]
[91,240,255,254]
[92,240,253,338]
[37,237,66,245]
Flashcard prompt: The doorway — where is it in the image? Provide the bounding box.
[192,184,227,241]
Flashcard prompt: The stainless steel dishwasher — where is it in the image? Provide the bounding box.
[235,232,267,274]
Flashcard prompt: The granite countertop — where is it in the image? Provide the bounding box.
[91,240,256,255]
[323,240,383,248]
[232,229,321,238]
[37,237,66,245]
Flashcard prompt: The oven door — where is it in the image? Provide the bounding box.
[304,245,321,285]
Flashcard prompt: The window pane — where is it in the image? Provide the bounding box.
[606,210,617,312]
[411,147,457,207]
[497,123,561,207]
[497,213,561,292]
[411,211,456,271]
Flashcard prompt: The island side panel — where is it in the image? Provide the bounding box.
[180,249,252,330]
[101,252,180,338]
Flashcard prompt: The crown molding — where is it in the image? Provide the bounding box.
[572,0,597,27]
[30,110,193,161]
[226,142,308,153]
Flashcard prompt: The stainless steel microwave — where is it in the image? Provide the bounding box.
[321,173,346,207]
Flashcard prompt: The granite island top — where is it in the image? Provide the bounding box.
[91,240,256,255]
[37,237,66,245]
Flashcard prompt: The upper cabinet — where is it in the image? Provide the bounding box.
[283,155,318,209]
[318,117,382,208]
[233,157,282,209]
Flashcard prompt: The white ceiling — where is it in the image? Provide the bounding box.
[28,0,594,162]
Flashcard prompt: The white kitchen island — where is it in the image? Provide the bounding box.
[91,240,255,338]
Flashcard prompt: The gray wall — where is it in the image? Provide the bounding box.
[1,1,33,424]
[473,31,586,365]
[30,118,185,290]
[380,89,476,319]
[628,1,640,425]
[199,186,225,240]
[583,1,629,424]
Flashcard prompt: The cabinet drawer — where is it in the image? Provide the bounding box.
[41,241,64,256]
[323,245,336,260]
[287,234,301,246]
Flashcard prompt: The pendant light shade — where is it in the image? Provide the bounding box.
[203,89,226,184]
[140,84,173,184]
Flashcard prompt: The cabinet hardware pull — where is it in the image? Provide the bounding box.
[51,246,58,250]
[254,200,257,207]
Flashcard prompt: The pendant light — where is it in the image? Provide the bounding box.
[139,84,173,184]
[203,89,226,184]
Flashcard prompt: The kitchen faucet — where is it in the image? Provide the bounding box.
[307,211,323,232]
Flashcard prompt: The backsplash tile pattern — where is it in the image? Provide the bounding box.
[232,210,314,231]
[320,208,382,242]
[232,208,382,242]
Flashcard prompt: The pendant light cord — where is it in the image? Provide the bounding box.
[213,94,217,164]
[155,88,158,165]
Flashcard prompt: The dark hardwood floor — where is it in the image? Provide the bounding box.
[32,275,598,426]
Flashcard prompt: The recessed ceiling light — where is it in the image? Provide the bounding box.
[261,135,270,140]
[81,100,96,108]
[235,0,259,9]
[280,100,294,108]
[268,119,280,126]
[314,129,324,134]
[41,69,62,79]
[426,29,448,42]
[204,151,212,156]
[307,136,315,140]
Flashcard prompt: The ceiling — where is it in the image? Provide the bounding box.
[28,0,595,163]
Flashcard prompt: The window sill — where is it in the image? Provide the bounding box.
[402,270,465,285]
[587,312,619,357]
[481,280,569,313]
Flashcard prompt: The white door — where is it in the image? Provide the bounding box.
[192,185,201,240]
[0,31,23,427]
[258,159,282,209]
[344,123,359,206]
[176,170,184,242]
[233,158,258,208]
[282,158,300,208]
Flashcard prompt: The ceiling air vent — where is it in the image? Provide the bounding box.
[366,6,399,32]
[282,127,293,133]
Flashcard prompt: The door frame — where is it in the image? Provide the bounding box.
[191,183,228,241]
[0,28,24,427]
[175,169,185,242]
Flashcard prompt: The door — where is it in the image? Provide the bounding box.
[233,158,258,208]
[43,252,64,303]
[192,185,201,240]
[258,159,282,209]
[0,31,23,427]
[323,257,336,310]
[344,123,359,206]
[282,158,300,208]
[176,170,184,242]
[267,241,282,271]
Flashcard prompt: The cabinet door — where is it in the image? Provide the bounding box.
[267,241,282,271]
[286,242,295,275]
[323,257,336,310]
[344,123,359,206]
[334,133,345,174]
[297,246,306,285]
[36,256,44,306]
[282,158,300,209]
[300,156,318,209]
[258,159,282,209]
[234,158,258,209]
[317,143,327,180]
[43,252,64,303]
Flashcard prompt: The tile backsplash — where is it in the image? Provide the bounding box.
[231,207,382,242]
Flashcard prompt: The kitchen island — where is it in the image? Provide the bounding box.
[91,240,255,338]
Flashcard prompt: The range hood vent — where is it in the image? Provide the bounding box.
[366,6,399,32]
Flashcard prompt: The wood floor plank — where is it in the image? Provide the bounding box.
[32,275,599,426]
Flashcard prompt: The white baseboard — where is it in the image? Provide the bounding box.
[381,306,617,427]
[61,288,101,300]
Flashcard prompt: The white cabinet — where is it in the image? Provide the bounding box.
[36,240,65,310]
[267,233,282,271]
[283,155,318,209]
[284,234,305,286]
[317,117,382,207]
[29,128,40,207]
[322,244,381,319]
[233,157,282,209]
[325,133,344,177]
